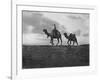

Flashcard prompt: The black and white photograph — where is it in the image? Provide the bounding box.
[22,10,90,69]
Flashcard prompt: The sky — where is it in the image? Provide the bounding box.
[22,11,89,45]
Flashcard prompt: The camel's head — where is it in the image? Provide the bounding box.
[43,29,50,38]
[64,33,67,36]
[64,33,68,38]
[43,29,47,33]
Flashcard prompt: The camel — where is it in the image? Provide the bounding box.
[64,33,78,46]
[43,29,62,46]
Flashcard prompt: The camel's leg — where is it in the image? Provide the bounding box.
[67,40,70,45]
[56,38,59,46]
[73,41,75,46]
[50,37,53,45]
[69,40,71,45]
[51,38,54,46]
[50,37,52,44]
[60,37,62,45]
[75,38,78,46]
[76,40,78,46]
[50,38,52,43]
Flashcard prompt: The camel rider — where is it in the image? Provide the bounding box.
[52,24,58,37]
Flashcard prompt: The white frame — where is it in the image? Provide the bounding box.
[11,1,97,80]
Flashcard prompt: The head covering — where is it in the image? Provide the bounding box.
[54,24,56,29]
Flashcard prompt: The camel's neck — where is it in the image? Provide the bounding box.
[65,34,69,39]
[45,31,50,37]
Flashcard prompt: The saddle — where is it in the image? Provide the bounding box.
[69,33,76,40]
[52,29,58,37]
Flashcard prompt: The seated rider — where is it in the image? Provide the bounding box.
[52,24,58,37]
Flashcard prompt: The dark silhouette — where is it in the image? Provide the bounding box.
[43,24,62,46]
[52,24,58,37]
[64,32,78,46]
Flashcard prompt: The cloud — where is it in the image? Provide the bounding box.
[23,33,50,45]
[66,13,89,36]
[67,15,82,20]
[23,24,35,33]
[67,14,89,28]
[22,12,43,33]
[58,25,67,33]
[73,29,81,36]
[67,13,89,20]
[22,11,89,45]
[77,36,89,44]
[23,11,43,17]
[22,11,60,34]
[83,33,89,37]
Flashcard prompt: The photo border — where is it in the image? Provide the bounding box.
[11,3,97,80]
